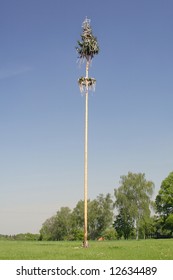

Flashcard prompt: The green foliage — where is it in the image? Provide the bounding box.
[71,194,114,240]
[14,233,40,241]
[114,209,134,239]
[114,172,155,240]
[40,194,114,241]
[102,228,118,240]
[0,233,40,241]
[155,171,173,218]
[71,200,84,230]
[40,207,72,241]
[76,18,99,62]
[54,207,72,240]
[69,229,83,241]
[3,172,173,243]
[165,214,173,234]
[0,235,11,240]
[88,194,114,239]
[154,172,173,236]
[40,215,57,241]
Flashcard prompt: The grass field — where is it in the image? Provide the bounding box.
[0,239,173,260]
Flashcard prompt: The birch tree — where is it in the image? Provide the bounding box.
[114,172,154,239]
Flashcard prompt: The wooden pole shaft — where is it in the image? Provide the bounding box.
[83,61,89,248]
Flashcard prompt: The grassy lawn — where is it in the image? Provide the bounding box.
[0,239,173,260]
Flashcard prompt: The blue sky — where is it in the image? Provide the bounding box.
[0,0,173,235]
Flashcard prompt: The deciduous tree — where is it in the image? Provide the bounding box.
[155,171,173,219]
[114,172,154,240]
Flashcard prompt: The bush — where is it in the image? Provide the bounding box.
[102,228,118,240]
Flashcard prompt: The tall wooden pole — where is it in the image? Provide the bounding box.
[76,18,99,247]
[84,60,89,248]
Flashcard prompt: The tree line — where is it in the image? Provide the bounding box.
[39,171,173,241]
[40,193,115,241]
[0,233,40,241]
[1,171,173,241]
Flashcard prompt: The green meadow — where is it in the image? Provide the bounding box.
[0,239,173,260]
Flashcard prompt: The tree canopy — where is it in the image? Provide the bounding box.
[40,194,114,241]
[38,171,173,241]
[114,172,155,239]
[155,171,173,218]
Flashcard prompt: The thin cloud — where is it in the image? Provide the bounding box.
[0,66,31,80]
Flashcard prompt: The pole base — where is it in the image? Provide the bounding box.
[82,240,89,248]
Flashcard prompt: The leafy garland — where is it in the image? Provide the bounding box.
[78,77,96,93]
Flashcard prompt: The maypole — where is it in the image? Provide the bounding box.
[76,17,99,248]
